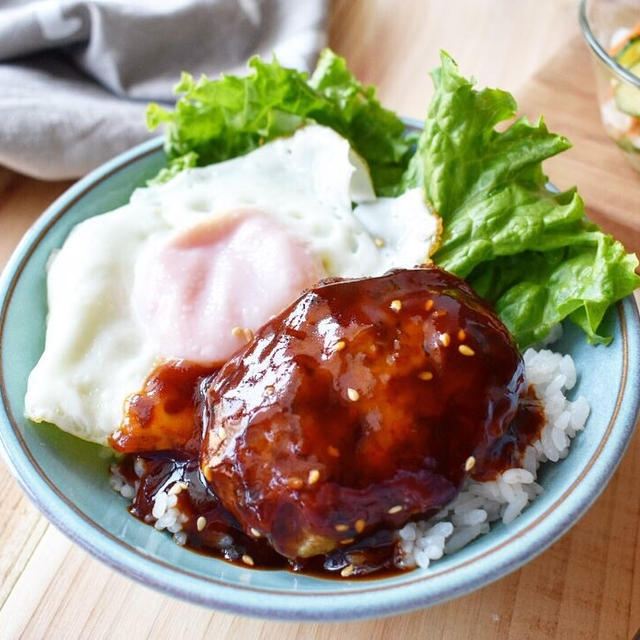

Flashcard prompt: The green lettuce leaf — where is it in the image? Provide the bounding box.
[148,48,638,348]
[147,50,414,194]
[467,230,640,345]
[404,51,640,347]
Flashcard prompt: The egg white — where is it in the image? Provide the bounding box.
[25,125,440,444]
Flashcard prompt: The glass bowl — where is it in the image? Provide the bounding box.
[579,0,640,170]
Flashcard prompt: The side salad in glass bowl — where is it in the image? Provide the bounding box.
[580,0,640,170]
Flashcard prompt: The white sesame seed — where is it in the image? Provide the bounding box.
[465,456,476,471]
[168,483,183,496]
[231,326,253,343]
[388,505,403,514]
[242,554,255,566]
[250,527,262,538]
[197,516,207,532]
[390,299,402,312]
[458,344,475,356]
[374,237,385,248]
[288,477,304,489]
[334,340,346,352]
[440,333,451,347]
[347,387,360,402]
[341,564,355,577]
[308,469,320,485]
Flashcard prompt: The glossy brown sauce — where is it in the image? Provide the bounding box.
[111,267,545,578]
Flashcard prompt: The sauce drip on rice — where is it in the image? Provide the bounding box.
[110,267,545,577]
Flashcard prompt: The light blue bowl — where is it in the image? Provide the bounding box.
[1,137,639,621]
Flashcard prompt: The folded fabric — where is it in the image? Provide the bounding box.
[0,0,327,180]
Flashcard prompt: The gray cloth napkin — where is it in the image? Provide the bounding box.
[0,0,327,179]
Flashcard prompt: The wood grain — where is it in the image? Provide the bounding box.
[517,36,640,254]
[1,1,640,638]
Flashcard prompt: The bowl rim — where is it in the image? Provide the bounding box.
[1,134,640,621]
[579,0,640,90]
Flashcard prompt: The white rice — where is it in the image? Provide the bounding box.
[109,344,590,572]
[397,345,590,569]
[109,457,190,543]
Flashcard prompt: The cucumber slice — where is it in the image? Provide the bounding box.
[615,62,640,117]
[616,36,640,67]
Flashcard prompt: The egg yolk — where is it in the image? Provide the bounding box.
[132,209,325,363]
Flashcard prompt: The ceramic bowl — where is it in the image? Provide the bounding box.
[1,136,639,621]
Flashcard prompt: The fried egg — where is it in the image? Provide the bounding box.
[25,125,440,444]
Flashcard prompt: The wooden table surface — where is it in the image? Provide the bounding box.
[1,1,640,638]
